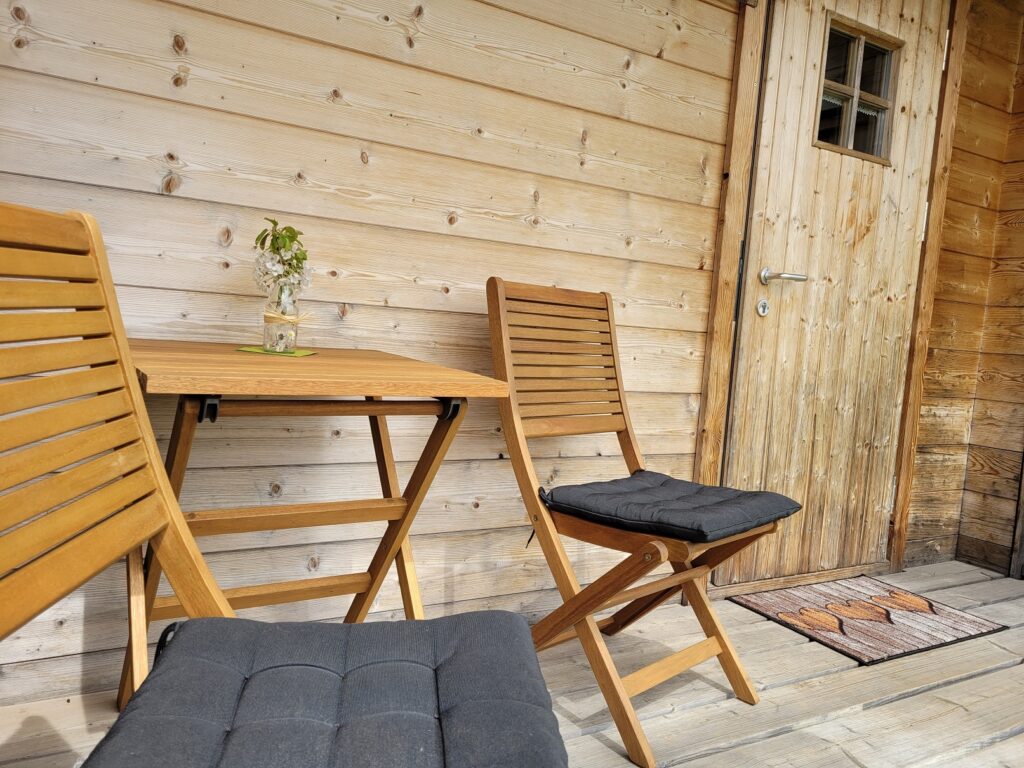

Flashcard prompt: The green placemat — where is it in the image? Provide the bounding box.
[237,346,317,357]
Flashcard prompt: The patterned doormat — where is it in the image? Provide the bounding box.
[730,575,1005,665]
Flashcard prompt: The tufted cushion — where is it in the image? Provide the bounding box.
[541,470,801,543]
[84,611,567,768]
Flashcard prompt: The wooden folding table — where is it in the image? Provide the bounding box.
[119,339,508,706]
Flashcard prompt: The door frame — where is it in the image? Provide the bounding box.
[694,0,971,576]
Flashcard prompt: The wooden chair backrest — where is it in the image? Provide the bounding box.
[486,277,644,476]
[0,202,231,640]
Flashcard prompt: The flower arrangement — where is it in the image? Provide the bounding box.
[253,218,312,352]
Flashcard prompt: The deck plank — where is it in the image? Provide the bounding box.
[1,565,1022,768]
[805,664,1024,767]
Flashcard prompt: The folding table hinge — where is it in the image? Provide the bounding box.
[436,397,461,422]
[198,395,221,423]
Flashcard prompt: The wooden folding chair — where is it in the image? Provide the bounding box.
[487,278,801,767]
[0,204,567,768]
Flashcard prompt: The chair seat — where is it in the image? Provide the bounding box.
[541,470,801,543]
[85,611,567,768]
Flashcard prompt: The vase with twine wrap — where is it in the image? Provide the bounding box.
[253,218,312,353]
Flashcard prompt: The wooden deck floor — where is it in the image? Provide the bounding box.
[2,561,1022,767]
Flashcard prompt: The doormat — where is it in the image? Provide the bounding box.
[730,575,1005,665]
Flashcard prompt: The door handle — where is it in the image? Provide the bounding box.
[759,267,808,285]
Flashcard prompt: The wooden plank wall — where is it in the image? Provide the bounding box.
[0,0,740,704]
[961,18,1024,572]
[906,0,1024,569]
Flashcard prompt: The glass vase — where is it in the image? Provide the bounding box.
[263,283,300,353]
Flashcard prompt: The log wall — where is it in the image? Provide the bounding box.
[906,0,1024,570]
[0,0,739,704]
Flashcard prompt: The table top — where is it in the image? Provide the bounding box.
[128,339,509,399]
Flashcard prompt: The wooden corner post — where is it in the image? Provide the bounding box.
[694,0,770,486]
[888,0,970,572]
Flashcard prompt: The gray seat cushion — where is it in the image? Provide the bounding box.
[541,470,801,543]
[84,611,567,768]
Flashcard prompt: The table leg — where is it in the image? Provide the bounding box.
[117,395,201,709]
[346,398,467,623]
[366,396,425,620]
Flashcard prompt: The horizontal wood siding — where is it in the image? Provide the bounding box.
[907,0,1024,571]
[0,0,737,703]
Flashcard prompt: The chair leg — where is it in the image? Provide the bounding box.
[602,560,690,637]
[574,616,658,768]
[679,577,758,705]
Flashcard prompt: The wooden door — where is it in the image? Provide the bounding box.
[718,0,951,585]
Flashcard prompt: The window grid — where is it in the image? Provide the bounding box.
[815,16,900,164]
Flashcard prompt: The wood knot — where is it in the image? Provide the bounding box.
[307,556,320,571]
[530,215,540,227]
[580,129,588,146]
[381,13,390,22]
[330,87,341,100]
[624,236,634,247]
[268,482,283,497]
[295,170,306,182]
[165,151,178,163]
[218,226,233,246]
[405,35,415,48]
[447,212,458,225]
[219,260,230,270]
[360,150,369,164]
[11,5,27,22]
[441,285,450,294]
[171,71,188,88]
[160,172,181,195]
[413,4,423,18]
[338,303,350,318]
[327,269,338,278]
[623,57,631,70]
[172,33,187,55]
[13,35,28,49]
[532,190,540,204]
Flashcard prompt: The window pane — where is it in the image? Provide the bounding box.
[853,104,885,156]
[860,43,892,97]
[818,91,849,146]
[825,28,855,84]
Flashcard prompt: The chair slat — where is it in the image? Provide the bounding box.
[0,204,92,254]
[0,495,165,640]
[516,377,622,392]
[0,468,157,575]
[0,336,119,379]
[0,280,106,310]
[511,365,617,379]
[0,416,142,493]
[0,309,111,344]
[0,389,133,453]
[500,280,608,309]
[507,311,610,332]
[512,352,615,367]
[507,326,610,343]
[0,364,122,416]
[517,390,620,405]
[0,441,149,531]
[0,247,98,280]
[521,414,626,438]
[510,339,613,354]
[505,299,608,320]
[520,402,624,418]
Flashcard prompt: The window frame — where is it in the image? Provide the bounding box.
[813,14,903,166]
